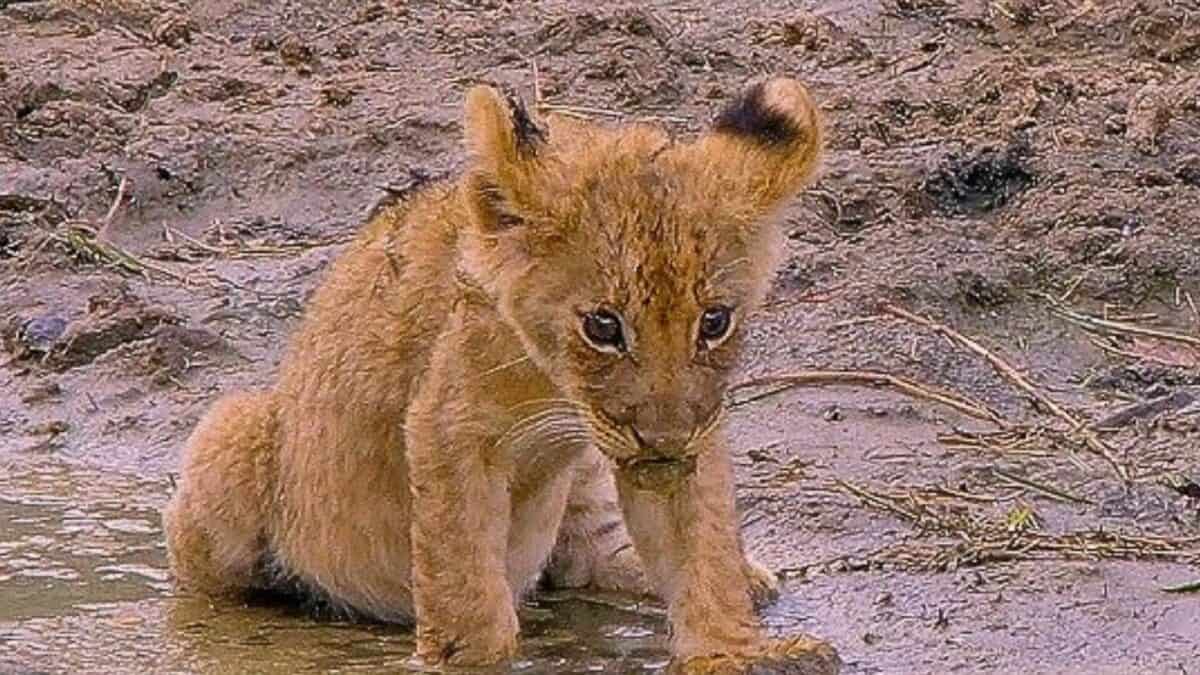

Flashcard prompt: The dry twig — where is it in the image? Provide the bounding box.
[729,369,1005,425]
[990,467,1093,505]
[827,479,1200,573]
[50,224,189,282]
[96,176,129,242]
[881,303,1128,480]
[938,426,1061,457]
[882,304,1078,425]
[1163,579,1200,594]
[161,225,350,260]
[1038,292,1200,350]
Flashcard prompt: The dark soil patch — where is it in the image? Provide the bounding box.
[923,138,1035,215]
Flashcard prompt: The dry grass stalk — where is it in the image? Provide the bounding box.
[835,480,985,535]
[51,224,189,283]
[729,369,1006,425]
[990,467,1092,505]
[881,303,1080,425]
[937,426,1067,457]
[31,174,192,284]
[162,225,350,260]
[1162,579,1200,594]
[96,175,129,242]
[830,479,1200,573]
[881,303,1128,480]
[1038,292,1200,349]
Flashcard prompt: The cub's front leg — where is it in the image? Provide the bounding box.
[406,368,518,667]
[546,447,778,609]
[614,433,840,675]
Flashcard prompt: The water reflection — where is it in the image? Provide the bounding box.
[0,455,671,673]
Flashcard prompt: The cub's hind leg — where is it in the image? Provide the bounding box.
[163,391,277,597]
[543,447,651,596]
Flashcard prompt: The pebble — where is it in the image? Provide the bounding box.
[18,315,67,354]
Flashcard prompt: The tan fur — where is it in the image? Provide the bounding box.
[164,77,838,673]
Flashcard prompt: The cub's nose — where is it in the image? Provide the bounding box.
[630,427,690,457]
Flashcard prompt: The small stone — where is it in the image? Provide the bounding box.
[0,225,18,258]
[18,315,67,354]
[746,447,776,463]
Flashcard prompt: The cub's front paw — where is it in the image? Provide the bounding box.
[744,557,780,609]
[669,635,841,675]
[414,605,519,669]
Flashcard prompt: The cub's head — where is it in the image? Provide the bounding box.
[460,78,823,476]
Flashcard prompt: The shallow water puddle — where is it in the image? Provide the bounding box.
[0,454,671,673]
[0,456,169,623]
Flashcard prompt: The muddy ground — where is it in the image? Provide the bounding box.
[2,0,1199,673]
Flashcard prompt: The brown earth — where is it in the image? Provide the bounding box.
[2,1,1199,673]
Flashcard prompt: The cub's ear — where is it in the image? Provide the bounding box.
[465,84,545,171]
[463,85,546,232]
[696,77,824,214]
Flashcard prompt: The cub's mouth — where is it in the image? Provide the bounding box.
[616,454,698,492]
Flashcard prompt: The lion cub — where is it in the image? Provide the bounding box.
[164,77,837,674]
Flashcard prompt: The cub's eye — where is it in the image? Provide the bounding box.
[699,306,733,343]
[582,310,625,350]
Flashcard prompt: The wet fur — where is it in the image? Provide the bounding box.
[164,77,837,674]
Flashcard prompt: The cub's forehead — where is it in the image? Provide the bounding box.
[537,123,758,303]
[569,174,746,307]
[558,145,721,235]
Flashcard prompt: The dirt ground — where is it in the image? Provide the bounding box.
[2,0,1199,673]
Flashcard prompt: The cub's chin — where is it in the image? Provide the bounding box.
[615,455,698,493]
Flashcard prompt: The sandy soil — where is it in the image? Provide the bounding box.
[2,1,1199,673]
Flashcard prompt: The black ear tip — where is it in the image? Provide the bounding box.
[713,80,807,147]
[501,88,546,155]
[467,80,546,156]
